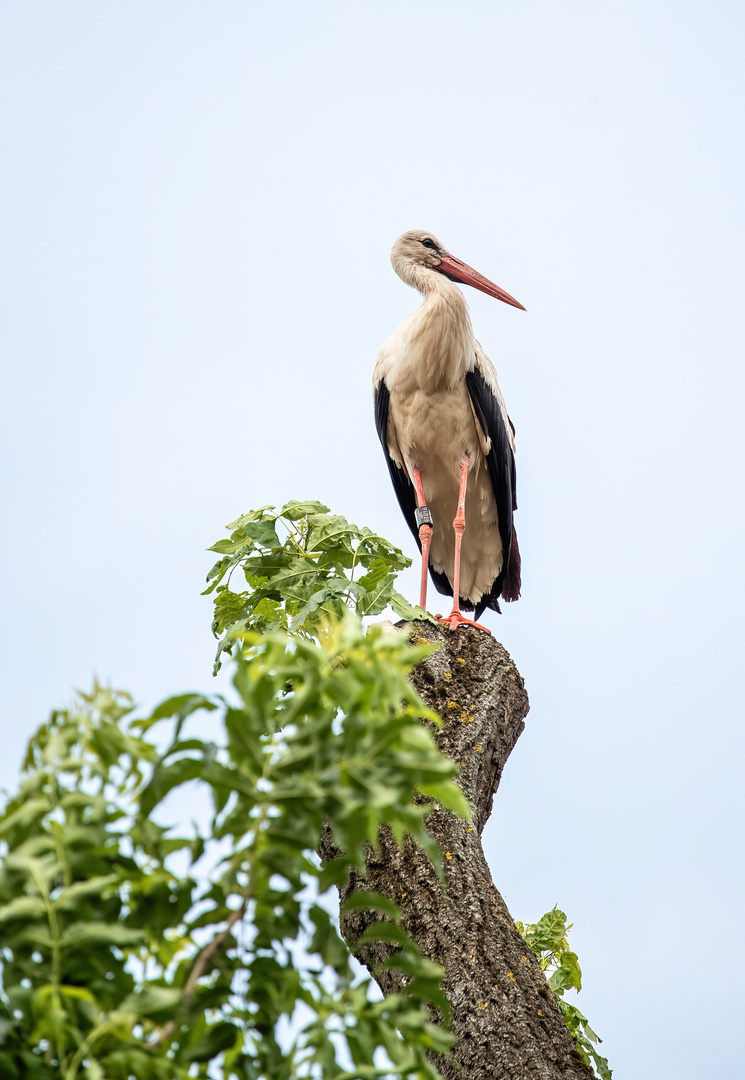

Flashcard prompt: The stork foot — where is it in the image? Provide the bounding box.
[435,611,491,635]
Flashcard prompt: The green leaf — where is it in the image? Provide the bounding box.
[226,505,275,530]
[356,922,412,949]
[244,519,281,547]
[389,589,437,624]
[120,986,181,1017]
[140,692,217,727]
[57,985,99,1007]
[357,572,395,616]
[287,588,340,632]
[60,922,145,949]
[211,586,249,634]
[0,897,47,924]
[184,1021,240,1062]
[417,780,471,819]
[549,949,582,994]
[342,891,400,920]
[355,558,391,591]
[281,499,331,521]
[54,875,120,910]
[525,907,569,955]
[308,906,351,977]
[0,798,51,836]
[139,756,204,815]
[208,537,251,555]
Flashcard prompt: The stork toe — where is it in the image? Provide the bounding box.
[435,611,491,635]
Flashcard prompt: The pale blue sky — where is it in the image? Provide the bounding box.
[1,3,744,1076]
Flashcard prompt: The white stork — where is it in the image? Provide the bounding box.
[373,230,524,632]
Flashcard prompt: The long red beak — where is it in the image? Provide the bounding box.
[437,253,526,310]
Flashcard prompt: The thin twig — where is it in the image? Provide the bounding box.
[146,899,248,1051]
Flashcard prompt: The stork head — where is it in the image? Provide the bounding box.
[391,229,525,311]
[391,230,448,274]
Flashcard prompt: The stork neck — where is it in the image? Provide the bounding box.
[408,271,474,387]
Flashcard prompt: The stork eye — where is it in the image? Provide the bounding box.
[421,238,437,250]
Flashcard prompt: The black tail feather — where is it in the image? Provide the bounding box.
[501,528,521,604]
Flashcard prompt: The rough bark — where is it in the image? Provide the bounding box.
[320,621,593,1080]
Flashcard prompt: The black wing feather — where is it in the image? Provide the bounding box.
[373,379,456,602]
[465,367,517,618]
[373,379,420,553]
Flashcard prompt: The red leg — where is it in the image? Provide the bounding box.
[435,460,490,634]
[412,467,432,611]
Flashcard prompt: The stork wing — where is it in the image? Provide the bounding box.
[374,378,455,602]
[465,349,520,610]
[373,378,422,553]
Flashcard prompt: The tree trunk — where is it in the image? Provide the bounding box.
[323,622,594,1080]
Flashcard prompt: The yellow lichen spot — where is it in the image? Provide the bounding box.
[537,1010,543,1016]
[520,956,528,962]
[443,672,452,680]
[445,852,452,860]
[477,1002,488,1010]
[459,710,468,722]
[401,892,407,900]
[412,636,429,645]
[468,715,475,722]
[456,657,465,664]
[466,826,473,833]
[447,701,459,710]
[473,745,482,752]
[507,972,516,982]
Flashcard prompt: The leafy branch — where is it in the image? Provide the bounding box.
[0,616,463,1078]
[203,500,433,673]
[516,909,612,1079]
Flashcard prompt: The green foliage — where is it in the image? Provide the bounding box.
[1,497,609,1078]
[516,909,612,1079]
[204,501,434,673]
[0,618,465,1078]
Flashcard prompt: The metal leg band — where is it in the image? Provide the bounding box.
[415,506,433,529]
